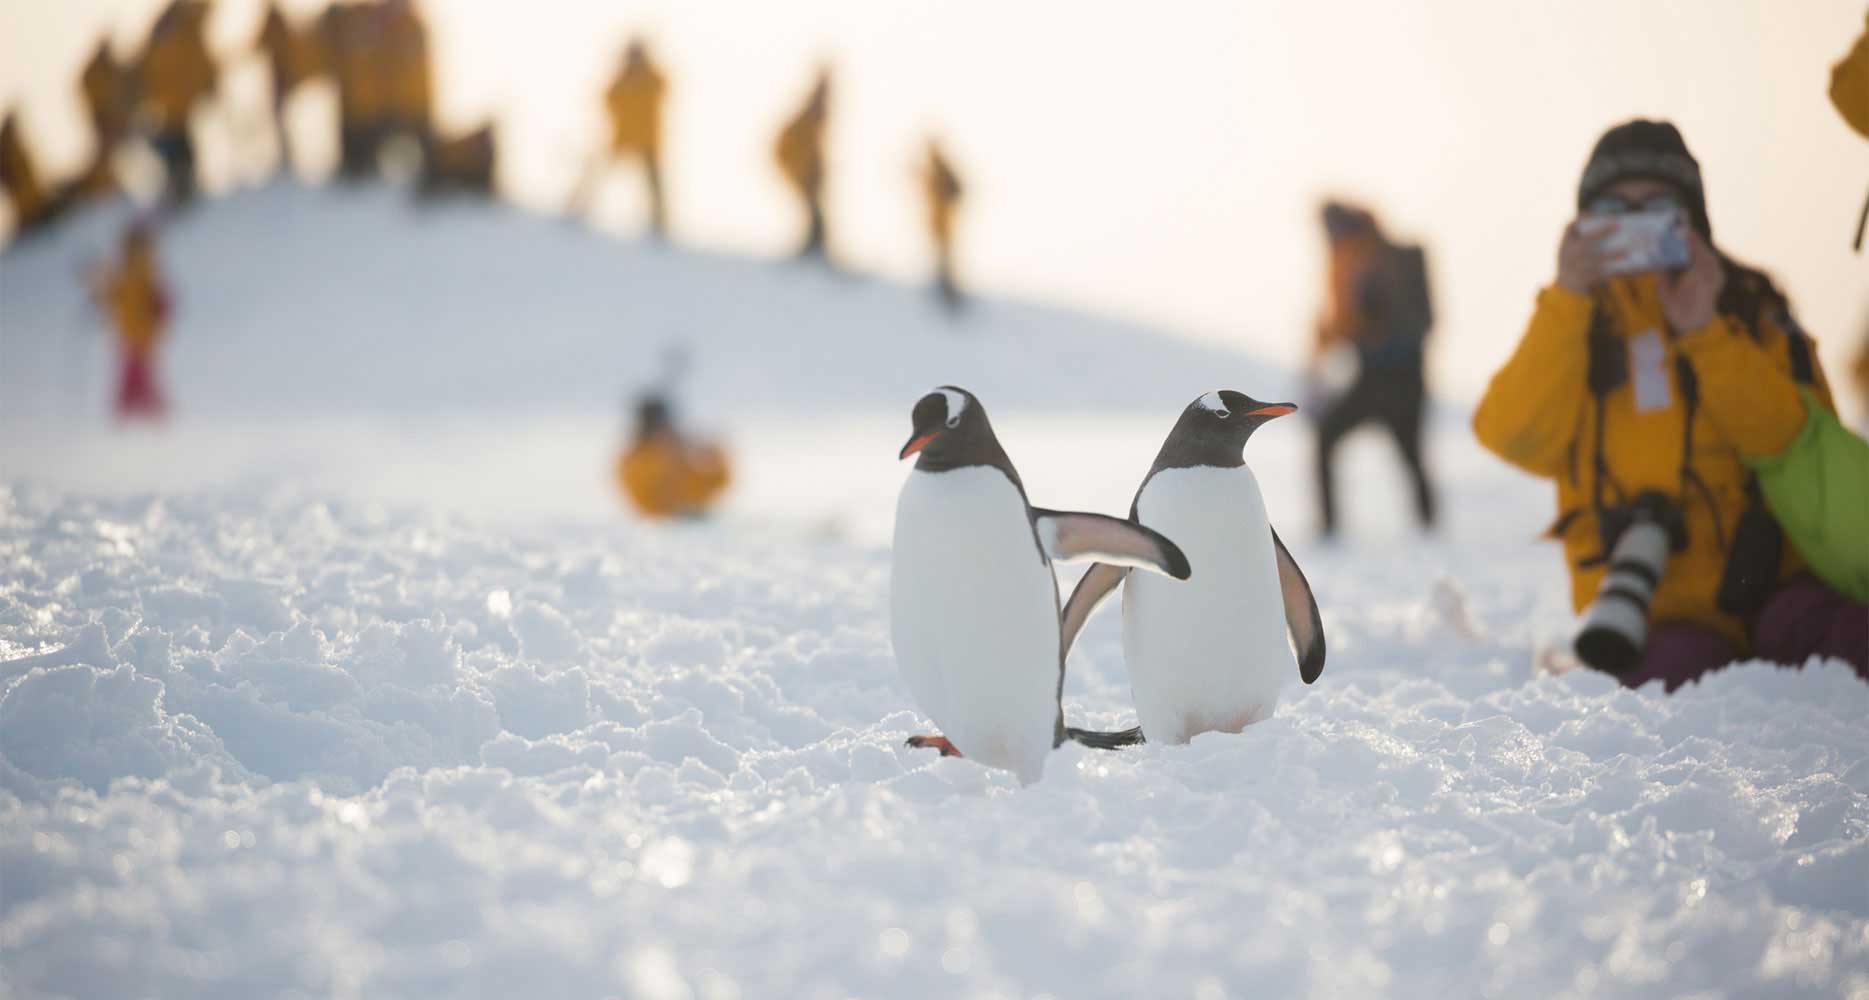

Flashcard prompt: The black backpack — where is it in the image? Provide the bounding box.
[1387,244,1433,345]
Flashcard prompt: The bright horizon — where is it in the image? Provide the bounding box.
[4,0,1865,409]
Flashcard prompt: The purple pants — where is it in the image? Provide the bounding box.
[1617,576,1869,692]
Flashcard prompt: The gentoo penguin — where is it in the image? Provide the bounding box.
[891,386,1192,783]
[1059,390,1324,746]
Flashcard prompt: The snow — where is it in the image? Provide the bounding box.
[3,189,1867,999]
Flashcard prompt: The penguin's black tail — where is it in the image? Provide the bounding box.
[1065,726,1146,750]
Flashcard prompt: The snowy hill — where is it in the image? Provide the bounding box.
[2,189,1866,999]
[0,184,1279,420]
[1,185,1289,531]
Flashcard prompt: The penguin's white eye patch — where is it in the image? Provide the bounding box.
[1197,391,1229,418]
[937,388,968,426]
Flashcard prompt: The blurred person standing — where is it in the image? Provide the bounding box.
[774,70,831,260]
[1832,8,1869,250]
[576,39,669,235]
[1309,201,1437,538]
[256,3,323,165]
[1832,14,1869,423]
[323,0,433,181]
[1,111,52,233]
[91,221,173,421]
[133,0,217,205]
[618,393,731,519]
[922,138,964,311]
[79,40,130,197]
[0,112,81,239]
[1473,119,1865,690]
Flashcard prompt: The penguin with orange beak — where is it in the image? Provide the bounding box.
[1060,390,1325,746]
[890,386,1192,784]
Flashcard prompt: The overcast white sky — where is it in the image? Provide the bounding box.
[4,0,1865,406]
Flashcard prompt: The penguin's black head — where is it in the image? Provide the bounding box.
[899,386,1013,476]
[1155,390,1296,470]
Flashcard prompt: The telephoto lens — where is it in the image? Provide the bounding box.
[1574,504,1675,674]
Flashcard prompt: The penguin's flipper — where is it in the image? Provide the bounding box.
[1271,527,1326,683]
[1060,562,1128,657]
[1064,725,1145,750]
[1032,509,1191,580]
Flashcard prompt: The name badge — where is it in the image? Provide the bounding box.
[1628,330,1671,413]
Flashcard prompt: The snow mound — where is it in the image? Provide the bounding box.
[3,485,1865,999]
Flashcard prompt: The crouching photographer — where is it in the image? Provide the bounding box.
[1474,119,1868,691]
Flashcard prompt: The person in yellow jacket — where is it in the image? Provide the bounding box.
[1835,10,1869,250]
[1474,119,1861,691]
[79,40,129,197]
[1,111,50,233]
[322,0,433,180]
[774,70,831,259]
[618,394,731,519]
[922,139,963,310]
[576,40,669,235]
[133,0,217,204]
[256,3,325,166]
[92,221,172,420]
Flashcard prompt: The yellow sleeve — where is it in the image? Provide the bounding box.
[1472,285,1595,477]
[1679,308,1840,459]
[1832,16,1869,139]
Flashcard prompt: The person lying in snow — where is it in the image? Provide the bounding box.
[1473,119,1867,692]
[617,394,730,519]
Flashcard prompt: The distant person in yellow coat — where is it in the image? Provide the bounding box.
[322,0,433,181]
[132,0,217,204]
[256,3,324,165]
[92,221,173,421]
[1834,9,1869,251]
[1830,11,1869,417]
[774,70,831,260]
[1,111,51,233]
[79,40,130,197]
[619,394,731,519]
[922,139,964,311]
[577,40,669,235]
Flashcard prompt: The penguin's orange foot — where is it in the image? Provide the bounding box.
[905,735,962,757]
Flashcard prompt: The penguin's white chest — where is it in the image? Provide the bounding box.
[890,467,1061,782]
[1123,465,1293,744]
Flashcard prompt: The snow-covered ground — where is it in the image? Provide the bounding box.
[2,189,1866,999]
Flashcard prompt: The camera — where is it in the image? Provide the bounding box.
[1581,207,1691,275]
[1573,492,1684,675]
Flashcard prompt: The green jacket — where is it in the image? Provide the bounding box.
[1747,388,1869,602]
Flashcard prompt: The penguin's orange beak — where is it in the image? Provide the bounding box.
[1248,403,1297,418]
[899,431,940,460]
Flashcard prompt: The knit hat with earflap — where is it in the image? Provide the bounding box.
[1577,119,1711,239]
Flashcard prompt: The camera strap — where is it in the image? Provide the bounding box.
[1578,296,1710,563]
[1672,355,1727,553]
[1584,302,1628,521]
